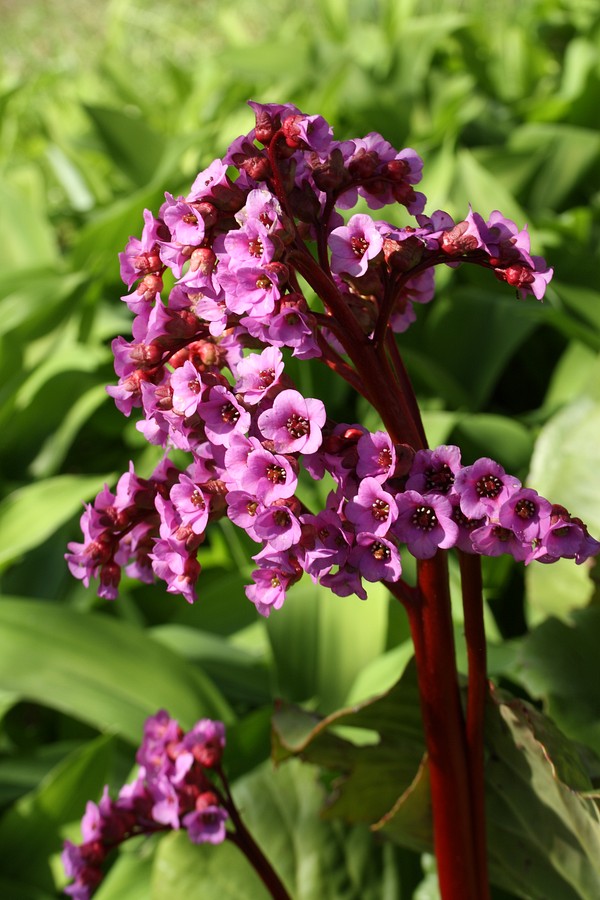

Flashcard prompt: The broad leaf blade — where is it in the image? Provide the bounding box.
[0,598,233,741]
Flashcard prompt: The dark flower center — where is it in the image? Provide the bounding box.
[514,498,536,520]
[191,490,205,509]
[220,402,240,424]
[259,368,275,387]
[350,235,369,257]
[475,474,502,498]
[273,509,291,527]
[286,413,310,438]
[371,498,390,521]
[377,447,393,470]
[370,541,390,561]
[266,464,286,484]
[424,464,454,493]
[411,505,438,531]
[256,275,273,291]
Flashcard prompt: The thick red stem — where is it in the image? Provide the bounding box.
[410,553,480,900]
[458,550,491,899]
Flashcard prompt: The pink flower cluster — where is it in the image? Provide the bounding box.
[65,100,594,618]
[62,712,227,899]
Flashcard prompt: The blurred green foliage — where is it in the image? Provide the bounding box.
[1,0,600,897]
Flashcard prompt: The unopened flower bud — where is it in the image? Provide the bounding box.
[240,154,272,181]
[440,221,480,255]
[136,274,163,301]
[383,235,424,272]
[189,247,217,275]
[192,201,218,229]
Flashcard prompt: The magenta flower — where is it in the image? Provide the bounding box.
[245,567,289,616]
[226,491,263,541]
[345,477,399,537]
[454,458,521,519]
[393,490,458,559]
[170,475,209,535]
[348,532,402,582]
[240,445,298,503]
[233,346,284,405]
[356,430,396,482]
[171,361,204,417]
[406,445,462,496]
[470,524,530,562]
[200,385,251,447]
[183,800,229,844]
[329,213,384,276]
[254,504,302,550]
[162,194,206,246]
[301,508,352,579]
[257,389,326,455]
[498,487,551,541]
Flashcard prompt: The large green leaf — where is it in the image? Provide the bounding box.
[526,393,600,622]
[273,664,600,899]
[266,578,390,713]
[0,475,114,570]
[85,105,166,188]
[505,607,600,758]
[0,598,233,740]
[152,760,410,900]
[422,287,543,411]
[0,735,114,892]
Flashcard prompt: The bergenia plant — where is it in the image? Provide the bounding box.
[64,101,600,899]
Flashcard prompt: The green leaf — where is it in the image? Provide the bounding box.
[152,760,409,900]
[94,848,154,900]
[0,598,233,740]
[507,607,600,758]
[0,170,58,273]
[452,413,533,473]
[0,735,114,890]
[266,578,389,712]
[0,475,114,570]
[526,394,600,622]
[274,665,600,898]
[84,105,166,187]
[422,288,542,410]
[149,624,272,705]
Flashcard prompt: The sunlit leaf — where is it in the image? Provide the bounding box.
[0,598,233,739]
[0,475,114,570]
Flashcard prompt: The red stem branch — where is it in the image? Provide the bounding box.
[410,552,480,900]
[218,765,292,900]
[458,550,490,899]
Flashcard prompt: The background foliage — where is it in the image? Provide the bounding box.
[1,0,600,897]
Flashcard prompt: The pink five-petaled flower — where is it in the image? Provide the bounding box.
[257,389,326,455]
[345,477,399,537]
[233,345,284,405]
[171,360,204,417]
[170,475,209,535]
[245,567,289,617]
[183,793,229,844]
[470,523,530,562]
[348,532,402,582]
[329,213,384,276]
[240,445,298,503]
[356,430,396,482]
[200,385,251,446]
[406,444,462,497]
[393,490,458,559]
[454,457,521,519]
[498,487,552,542]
